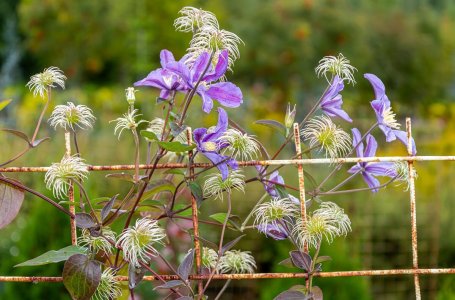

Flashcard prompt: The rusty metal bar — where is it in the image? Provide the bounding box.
[2,268,455,282]
[186,127,203,294]
[1,156,455,173]
[406,119,421,299]
[293,123,308,253]
[65,132,77,245]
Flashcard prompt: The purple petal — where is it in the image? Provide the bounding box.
[205,82,243,108]
[191,52,211,83]
[193,128,208,149]
[392,130,417,155]
[365,162,395,177]
[202,152,230,180]
[348,164,362,174]
[364,73,386,100]
[257,223,288,240]
[166,61,191,85]
[204,50,228,82]
[362,172,380,193]
[364,134,378,157]
[160,49,175,67]
[199,89,214,113]
[322,105,353,123]
[351,128,363,157]
[378,124,397,142]
[202,107,228,142]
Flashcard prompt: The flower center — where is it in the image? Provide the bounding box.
[382,107,401,129]
[202,141,218,152]
[162,74,174,88]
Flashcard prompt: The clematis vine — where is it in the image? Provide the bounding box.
[134,50,189,99]
[348,128,396,193]
[193,107,238,180]
[168,50,243,113]
[320,75,352,122]
[364,73,417,155]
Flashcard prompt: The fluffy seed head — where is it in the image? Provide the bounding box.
[116,218,166,267]
[174,7,219,33]
[315,53,357,85]
[44,155,89,199]
[188,26,243,71]
[26,66,66,98]
[218,250,256,274]
[301,115,351,159]
[92,268,122,300]
[220,129,260,161]
[201,247,218,269]
[77,227,116,255]
[382,106,401,129]
[203,170,245,201]
[111,109,147,139]
[293,202,351,250]
[253,197,300,227]
[390,161,417,191]
[48,102,95,131]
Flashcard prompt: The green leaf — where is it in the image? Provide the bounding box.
[255,119,286,136]
[170,122,186,137]
[188,182,203,207]
[173,204,192,217]
[314,255,332,264]
[209,213,241,230]
[0,179,25,229]
[15,245,87,267]
[141,179,174,201]
[0,99,12,111]
[209,212,228,224]
[157,141,195,152]
[164,169,186,176]
[63,254,101,300]
[140,130,159,141]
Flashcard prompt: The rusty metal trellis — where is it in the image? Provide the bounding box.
[1,120,455,300]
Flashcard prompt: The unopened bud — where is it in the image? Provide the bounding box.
[125,87,137,105]
[285,103,296,129]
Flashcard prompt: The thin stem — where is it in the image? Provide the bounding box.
[0,147,30,167]
[214,279,231,300]
[240,192,268,231]
[72,180,100,225]
[139,262,184,297]
[0,176,74,218]
[132,130,140,182]
[317,176,397,196]
[308,241,322,294]
[72,131,81,156]
[31,87,51,143]
[157,252,194,296]
[327,170,360,192]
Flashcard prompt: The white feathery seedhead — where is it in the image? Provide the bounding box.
[187,25,243,71]
[77,227,116,255]
[301,115,351,160]
[48,102,95,131]
[218,250,256,274]
[253,197,300,227]
[111,109,147,139]
[220,129,260,161]
[174,7,219,34]
[203,170,245,201]
[293,201,351,250]
[201,247,218,269]
[390,161,417,191]
[44,155,89,199]
[116,218,166,267]
[315,53,357,85]
[26,66,66,98]
[92,268,122,300]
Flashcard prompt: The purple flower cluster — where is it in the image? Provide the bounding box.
[135,49,243,113]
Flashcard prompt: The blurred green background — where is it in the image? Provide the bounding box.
[1,0,455,299]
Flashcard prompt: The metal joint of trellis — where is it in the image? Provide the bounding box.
[1,119,455,300]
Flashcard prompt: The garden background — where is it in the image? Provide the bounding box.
[1,0,455,299]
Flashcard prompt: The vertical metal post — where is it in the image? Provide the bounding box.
[186,127,202,294]
[406,118,420,299]
[293,123,307,252]
[65,131,77,245]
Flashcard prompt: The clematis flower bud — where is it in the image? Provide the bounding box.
[285,103,296,130]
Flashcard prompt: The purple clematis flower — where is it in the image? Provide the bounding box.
[168,50,243,113]
[256,222,289,240]
[320,75,352,122]
[255,166,285,197]
[134,50,189,99]
[193,107,238,180]
[348,128,396,193]
[364,73,416,155]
